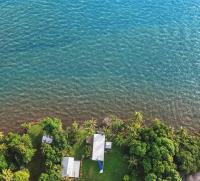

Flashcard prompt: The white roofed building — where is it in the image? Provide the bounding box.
[61,157,80,178]
[92,134,105,161]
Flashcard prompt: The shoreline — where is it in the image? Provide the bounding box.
[2,114,199,137]
[0,113,199,181]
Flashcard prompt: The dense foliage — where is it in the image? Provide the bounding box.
[129,120,182,180]
[175,128,200,175]
[103,113,200,181]
[0,113,199,181]
[4,133,35,168]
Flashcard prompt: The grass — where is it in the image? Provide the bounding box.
[27,124,44,181]
[27,124,43,147]
[82,145,140,181]
[73,129,89,159]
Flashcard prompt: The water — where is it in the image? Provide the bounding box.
[0,0,200,131]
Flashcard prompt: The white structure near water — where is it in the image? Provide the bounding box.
[92,134,105,161]
[42,135,53,144]
[61,157,80,178]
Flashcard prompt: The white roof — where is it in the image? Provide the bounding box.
[73,161,80,178]
[42,135,53,144]
[61,157,80,178]
[92,134,105,161]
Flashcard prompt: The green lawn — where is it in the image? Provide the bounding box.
[82,146,139,181]
[27,124,44,181]
[27,124,43,147]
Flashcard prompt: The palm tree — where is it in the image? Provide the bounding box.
[0,143,6,152]
[128,156,138,170]
[134,112,143,123]
[123,175,130,181]
[83,119,96,135]
[2,169,13,181]
[0,132,4,140]
[115,133,126,146]
[71,121,79,133]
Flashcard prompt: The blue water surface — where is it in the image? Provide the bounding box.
[0,0,200,130]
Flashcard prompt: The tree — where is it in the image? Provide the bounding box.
[83,119,96,136]
[0,169,13,181]
[51,131,69,151]
[41,143,60,167]
[134,112,143,125]
[41,125,71,167]
[67,121,79,145]
[145,173,157,181]
[0,132,4,140]
[129,141,147,157]
[128,156,138,170]
[123,174,130,181]
[110,116,124,132]
[125,112,144,145]
[128,120,181,180]
[83,145,91,158]
[42,118,62,135]
[39,165,62,181]
[0,153,8,171]
[114,133,126,146]
[175,128,200,175]
[13,169,30,181]
[4,133,35,168]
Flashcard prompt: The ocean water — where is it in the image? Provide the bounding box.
[0,0,200,131]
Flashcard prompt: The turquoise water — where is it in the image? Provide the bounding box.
[0,0,200,131]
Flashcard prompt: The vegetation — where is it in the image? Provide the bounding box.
[13,169,30,181]
[4,133,35,168]
[39,118,70,180]
[0,112,199,181]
